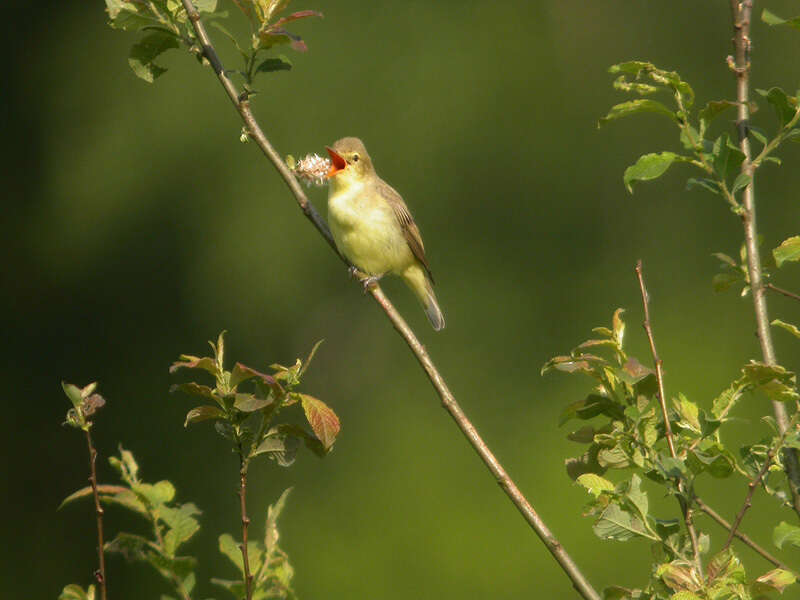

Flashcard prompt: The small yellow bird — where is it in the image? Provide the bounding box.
[326,137,445,331]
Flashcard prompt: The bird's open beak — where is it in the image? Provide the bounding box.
[326,147,347,178]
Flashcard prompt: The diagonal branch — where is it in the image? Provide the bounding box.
[178,2,600,599]
[694,496,794,573]
[728,0,800,518]
[635,260,702,574]
[721,411,799,553]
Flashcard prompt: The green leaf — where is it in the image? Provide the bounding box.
[128,31,180,82]
[699,100,736,128]
[62,382,85,410]
[730,173,751,195]
[218,533,262,575]
[774,521,800,549]
[774,236,800,267]
[597,446,630,469]
[598,99,677,127]
[772,319,800,339]
[576,473,615,497]
[59,584,95,600]
[712,271,743,293]
[256,56,293,73]
[137,480,176,507]
[754,568,796,594]
[300,394,340,450]
[623,152,679,193]
[762,9,800,30]
[625,474,649,520]
[593,503,653,541]
[566,425,596,443]
[161,503,202,556]
[58,484,128,510]
[184,405,225,426]
[299,339,324,376]
[757,87,799,127]
[559,394,625,425]
[686,177,721,196]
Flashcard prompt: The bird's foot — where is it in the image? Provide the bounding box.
[348,265,360,279]
[360,274,383,293]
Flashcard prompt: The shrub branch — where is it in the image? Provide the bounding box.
[86,429,108,600]
[178,2,600,598]
[635,260,702,573]
[728,0,800,517]
[694,496,793,572]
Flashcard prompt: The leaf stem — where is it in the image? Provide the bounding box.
[85,429,108,600]
[635,260,703,574]
[694,496,794,573]
[728,0,800,518]
[178,2,600,598]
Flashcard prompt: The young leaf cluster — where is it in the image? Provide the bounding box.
[544,310,800,599]
[599,61,800,211]
[61,447,201,600]
[63,381,106,431]
[213,488,296,599]
[171,332,339,466]
[104,0,223,82]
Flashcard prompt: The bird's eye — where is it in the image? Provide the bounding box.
[352,154,360,162]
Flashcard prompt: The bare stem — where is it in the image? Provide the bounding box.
[695,497,794,572]
[635,260,702,573]
[177,2,600,598]
[766,283,800,303]
[86,429,107,600]
[238,451,253,600]
[728,0,800,518]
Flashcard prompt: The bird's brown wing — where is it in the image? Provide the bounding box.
[376,179,435,284]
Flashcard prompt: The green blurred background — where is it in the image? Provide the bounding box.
[6,1,800,597]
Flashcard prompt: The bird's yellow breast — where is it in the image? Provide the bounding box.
[328,182,414,276]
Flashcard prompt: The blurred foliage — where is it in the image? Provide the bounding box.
[7,1,800,599]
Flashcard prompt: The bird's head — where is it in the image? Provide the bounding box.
[326,137,373,188]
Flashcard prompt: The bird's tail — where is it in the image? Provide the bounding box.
[403,264,445,331]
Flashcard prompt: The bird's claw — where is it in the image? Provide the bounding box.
[360,275,381,293]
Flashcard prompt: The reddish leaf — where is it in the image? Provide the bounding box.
[169,355,216,375]
[300,394,340,450]
[230,362,279,390]
[59,485,128,509]
[184,405,225,426]
[170,382,221,405]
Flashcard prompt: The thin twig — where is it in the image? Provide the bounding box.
[695,497,794,572]
[728,0,800,518]
[238,451,253,600]
[178,2,600,598]
[722,411,799,552]
[766,283,800,303]
[86,429,107,600]
[635,260,703,574]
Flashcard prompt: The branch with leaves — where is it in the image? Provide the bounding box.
[98,1,601,598]
[59,333,334,600]
[62,382,108,600]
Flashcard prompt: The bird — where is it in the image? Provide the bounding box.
[325,137,445,331]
